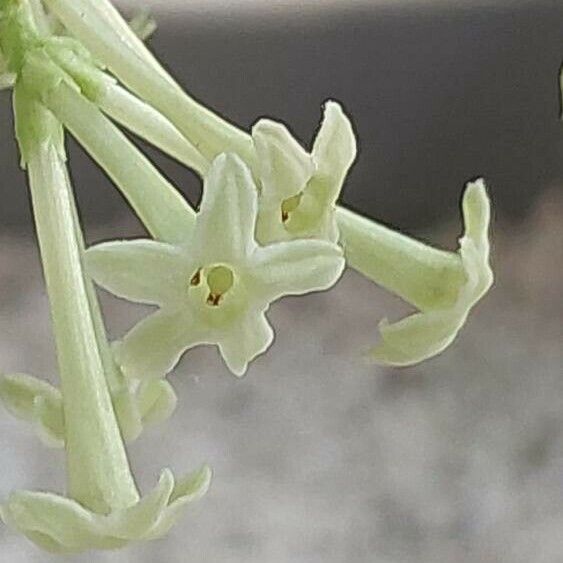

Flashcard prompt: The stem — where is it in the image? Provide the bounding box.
[42,0,254,164]
[30,65,195,244]
[336,207,466,311]
[98,82,209,177]
[21,88,139,513]
[67,166,124,394]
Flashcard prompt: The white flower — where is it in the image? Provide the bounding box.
[87,153,345,377]
[370,180,493,365]
[253,100,357,244]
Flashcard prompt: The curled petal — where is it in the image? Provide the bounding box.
[1,467,211,553]
[86,239,184,305]
[371,180,493,366]
[146,465,212,540]
[136,379,178,426]
[371,310,467,366]
[251,239,345,300]
[0,374,64,448]
[252,118,314,200]
[112,379,177,441]
[115,310,201,380]
[217,312,274,377]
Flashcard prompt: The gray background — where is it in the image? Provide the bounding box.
[1,1,562,561]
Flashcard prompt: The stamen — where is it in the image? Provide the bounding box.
[206,293,222,307]
[190,268,202,286]
[280,193,303,223]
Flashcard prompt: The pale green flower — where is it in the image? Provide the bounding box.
[87,153,346,378]
[1,465,211,553]
[0,373,64,447]
[0,373,177,447]
[338,179,493,366]
[252,101,357,244]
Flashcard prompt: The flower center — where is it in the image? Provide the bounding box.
[190,265,234,307]
[280,192,303,223]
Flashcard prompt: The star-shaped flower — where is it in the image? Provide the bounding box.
[252,100,357,245]
[87,153,345,378]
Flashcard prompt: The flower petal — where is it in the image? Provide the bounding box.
[0,374,64,448]
[251,239,345,300]
[195,153,259,261]
[370,310,465,366]
[137,380,178,426]
[108,469,174,540]
[0,373,60,422]
[217,312,274,376]
[146,465,212,540]
[0,466,210,553]
[252,118,314,200]
[309,100,357,202]
[86,239,184,305]
[1,491,113,552]
[115,310,200,380]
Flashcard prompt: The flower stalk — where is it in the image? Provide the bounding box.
[15,84,139,514]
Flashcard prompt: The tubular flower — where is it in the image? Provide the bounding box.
[87,153,346,378]
[252,101,357,244]
[338,180,493,366]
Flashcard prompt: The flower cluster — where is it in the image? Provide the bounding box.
[0,0,493,554]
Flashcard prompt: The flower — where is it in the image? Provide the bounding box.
[253,100,357,245]
[368,180,493,365]
[87,153,345,378]
[1,465,211,553]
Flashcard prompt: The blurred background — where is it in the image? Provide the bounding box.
[1,0,562,561]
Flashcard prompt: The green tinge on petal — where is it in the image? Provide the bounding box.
[310,100,357,203]
[147,465,213,540]
[251,239,345,301]
[33,395,65,448]
[112,380,178,440]
[370,310,466,366]
[1,466,211,553]
[107,469,174,540]
[86,239,183,306]
[1,491,109,553]
[0,374,64,448]
[371,180,493,366]
[137,380,178,426]
[115,310,198,380]
[218,312,275,377]
[196,153,259,261]
[252,118,314,200]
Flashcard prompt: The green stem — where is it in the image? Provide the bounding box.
[19,86,139,513]
[22,50,195,243]
[97,82,209,177]
[42,0,254,164]
[67,166,124,393]
[336,207,465,311]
